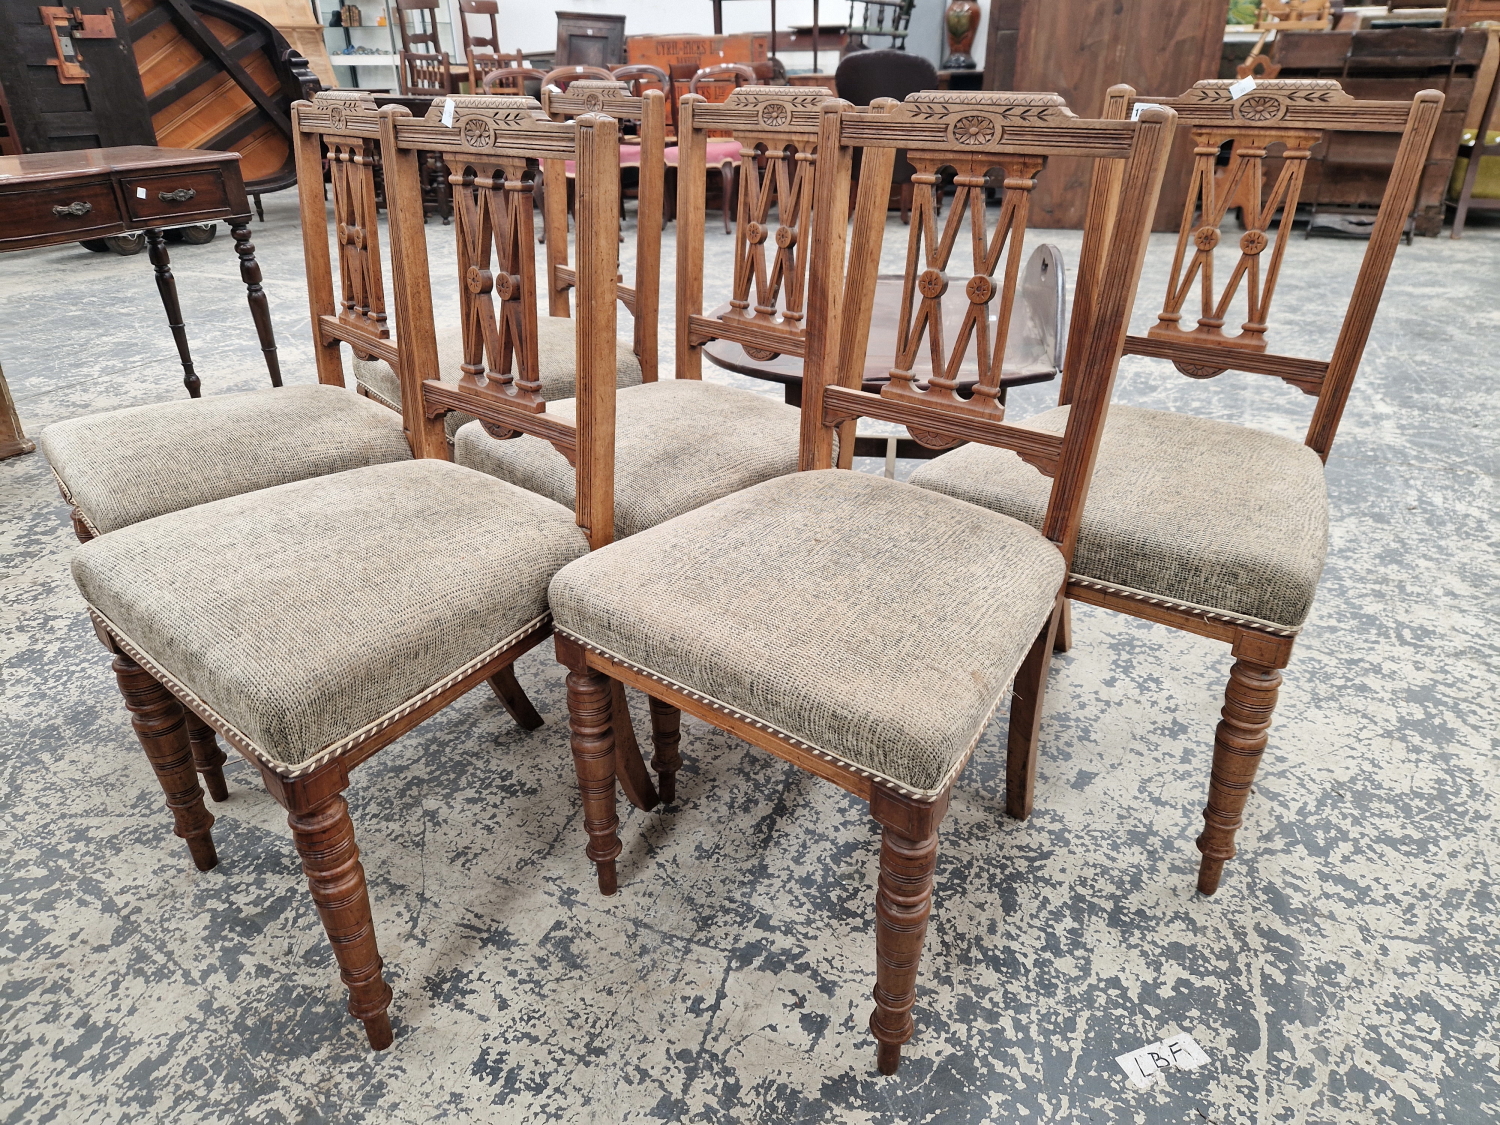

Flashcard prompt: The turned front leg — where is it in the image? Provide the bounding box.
[287,789,394,1050]
[230,222,282,387]
[567,667,621,895]
[1197,657,1284,895]
[109,647,217,870]
[647,696,682,804]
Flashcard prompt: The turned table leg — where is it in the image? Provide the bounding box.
[145,229,199,397]
[229,222,282,388]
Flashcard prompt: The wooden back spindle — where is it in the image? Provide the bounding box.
[675,85,836,380]
[376,98,621,550]
[540,79,665,380]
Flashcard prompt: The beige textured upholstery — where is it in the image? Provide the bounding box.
[38,385,411,536]
[352,316,644,439]
[909,405,1329,630]
[73,461,588,770]
[454,380,804,539]
[549,470,1065,796]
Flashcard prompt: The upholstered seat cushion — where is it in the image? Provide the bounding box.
[72,460,588,771]
[549,470,1065,796]
[908,405,1329,630]
[38,385,411,536]
[352,316,643,439]
[453,379,804,539]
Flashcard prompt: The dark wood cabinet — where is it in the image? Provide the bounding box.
[983,0,1230,229]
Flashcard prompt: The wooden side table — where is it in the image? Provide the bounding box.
[0,145,281,459]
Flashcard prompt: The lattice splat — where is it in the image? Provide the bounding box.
[729,142,817,357]
[882,152,1044,440]
[449,155,544,422]
[327,138,389,346]
[1146,126,1319,377]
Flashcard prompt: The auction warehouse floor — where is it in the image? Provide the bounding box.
[1,193,1496,1125]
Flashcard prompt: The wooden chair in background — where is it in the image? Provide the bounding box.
[611,63,672,132]
[457,0,511,90]
[547,92,1177,1074]
[482,64,547,96]
[346,92,647,441]
[666,76,780,236]
[56,98,624,1050]
[540,80,666,379]
[674,85,834,375]
[911,79,1444,895]
[1239,1,1334,80]
[394,0,453,95]
[541,65,617,91]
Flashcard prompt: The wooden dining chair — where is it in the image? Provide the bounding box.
[394,0,453,95]
[383,95,807,545]
[910,79,1445,895]
[611,63,671,130]
[341,96,646,438]
[539,80,665,379]
[64,100,625,1051]
[457,0,511,90]
[547,92,1177,1074]
[541,64,616,90]
[482,64,547,96]
[675,85,835,372]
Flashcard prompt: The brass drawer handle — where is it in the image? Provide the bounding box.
[52,201,92,217]
[158,187,197,203]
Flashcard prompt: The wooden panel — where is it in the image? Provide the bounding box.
[0,0,155,154]
[1007,0,1230,229]
[1270,28,1485,234]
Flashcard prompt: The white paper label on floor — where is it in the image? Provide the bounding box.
[1228,75,1257,100]
[136,186,147,199]
[441,98,456,127]
[1130,102,1161,121]
[1116,1033,1210,1090]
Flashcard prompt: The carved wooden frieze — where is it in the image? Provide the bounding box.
[688,86,832,142]
[543,79,648,122]
[1162,79,1410,133]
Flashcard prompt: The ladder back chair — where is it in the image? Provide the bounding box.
[540,80,666,380]
[457,0,510,90]
[395,0,452,95]
[57,101,626,1051]
[911,79,1444,895]
[397,96,809,544]
[547,92,1178,1074]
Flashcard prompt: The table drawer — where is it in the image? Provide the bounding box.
[0,179,123,246]
[122,169,230,224]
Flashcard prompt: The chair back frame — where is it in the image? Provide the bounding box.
[483,65,547,95]
[291,92,399,392]
[542,65,616,90]
[675,86,836,380]
[1063,79,1443,461]
[803,93,1179,565]
[401,51,452,96]
[540,80,666,380]
[378,97,623,549]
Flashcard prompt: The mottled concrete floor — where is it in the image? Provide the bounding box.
[1,193,1497,1125]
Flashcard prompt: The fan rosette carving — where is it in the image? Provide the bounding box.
[906,426,964,450]
[1233,94,1288,125]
